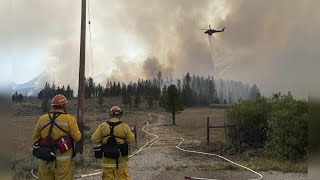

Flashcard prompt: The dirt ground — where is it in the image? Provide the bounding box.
[11,98,307,180]
[80,113,307,180]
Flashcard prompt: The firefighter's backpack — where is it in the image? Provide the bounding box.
[102,121,129,168]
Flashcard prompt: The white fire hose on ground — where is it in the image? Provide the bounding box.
[149,137,263,180]
[31,113,263,180]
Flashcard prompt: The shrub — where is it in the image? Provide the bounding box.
[226,94,308,161]
[309,100,320,154]
[266,96,308,161]
[225,97,271,149]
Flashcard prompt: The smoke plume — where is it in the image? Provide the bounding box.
[11,0,319,98]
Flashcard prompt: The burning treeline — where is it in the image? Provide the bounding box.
[37,73,261,108]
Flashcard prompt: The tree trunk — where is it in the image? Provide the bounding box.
[172,112,176,125]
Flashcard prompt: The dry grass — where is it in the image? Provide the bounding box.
[174,107,227,143]
[196,163,240,171]
[11,97,153,151]
[11,97,307,179]
[11,97,153,179]
[240,158,308,173]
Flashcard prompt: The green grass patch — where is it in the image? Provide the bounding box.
[12,153,37,180]
[209,104,230,109]
[175,164,188,171]
[194,157,307,173]
[165,165,174,171]
[151,165,161,171]
[241,158,307,173]
[196,163,240,171]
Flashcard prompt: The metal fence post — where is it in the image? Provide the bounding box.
[224,121,227,138]
[134,124,138,147]
[207,117,210,145]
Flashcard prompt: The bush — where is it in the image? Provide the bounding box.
[266,96,308,161]
[309,100,320,154]
[226,97,271,149]
[226,94,308,161]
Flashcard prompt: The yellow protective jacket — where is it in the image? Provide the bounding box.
[32,110,81,160]
[91,118,135,168]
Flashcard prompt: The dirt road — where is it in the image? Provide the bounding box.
[83,113,307,180]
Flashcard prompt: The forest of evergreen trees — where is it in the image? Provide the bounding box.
[37,72,261,107]
[12,91,23,102]
[37,82,74,99]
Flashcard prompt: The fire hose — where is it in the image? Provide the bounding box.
[31,113,263,180]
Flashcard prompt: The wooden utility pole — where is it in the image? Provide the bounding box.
[75,0,86,154]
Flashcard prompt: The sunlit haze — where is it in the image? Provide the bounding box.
[8,0,319,99]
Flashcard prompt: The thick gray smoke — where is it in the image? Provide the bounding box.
[143,57,163,78]
[115,0,215,75]
[143,57,173,79]
[217,0,319,98]
[11,0,319,98]
[97,0,319,98]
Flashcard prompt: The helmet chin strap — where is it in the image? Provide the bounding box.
[63,105,67,113]
[110,114,122,118]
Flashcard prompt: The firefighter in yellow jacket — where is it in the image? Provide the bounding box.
[91,106,135,180]
[32,94,81,180]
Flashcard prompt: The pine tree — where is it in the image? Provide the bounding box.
[159,85,167,111]
[249,84,261,99]
[98,93,104,106]
[50,83,56,97]
[147,95,154,108]
[89,77,95,97]
[12,91,18,102]
[97,83,104,106]
[41,97,50,113]
[117,82,121,96]
[134,93,141,107]
[12,94,16,102]
[56,86,63,95]
[38,89,44,99]
[182,73,193,106]
[18,93,23,102]
[103,82,110,97]
[162,84,184,125]
[177,79,182,93]
[121,83,129,107]
[208,79,216,104]
[66,85,74,98]
[62,85,66,94]
[127,95,132,107]
[112,82,117,96]
[41,82,51,98]
[157,71,163,88]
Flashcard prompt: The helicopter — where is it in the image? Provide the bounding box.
[201,25,225,35]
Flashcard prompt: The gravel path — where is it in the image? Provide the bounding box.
[81,113,307,180]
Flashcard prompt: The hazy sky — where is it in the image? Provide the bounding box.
[7,0,319,98]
